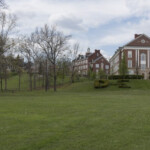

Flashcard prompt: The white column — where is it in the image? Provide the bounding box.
[148,50,149,68]
[138,49,139,67]
[149,50,150,69]
[135,49,137,67]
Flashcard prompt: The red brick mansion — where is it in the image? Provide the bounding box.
[74,49,110,76]
[110,34,150,79]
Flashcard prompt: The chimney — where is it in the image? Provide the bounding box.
[135,34,141,39]
[95,49,100,53]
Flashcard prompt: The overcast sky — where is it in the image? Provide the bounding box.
[5,0,150,58]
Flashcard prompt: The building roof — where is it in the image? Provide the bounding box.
[124,34,150,47]
[110,34,150,61]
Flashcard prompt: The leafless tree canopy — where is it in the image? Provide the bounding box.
[35,25,70,64]
[33,24,71,91]
[70,42,80,83]
[0,12,17,56]
[0,0,7,9]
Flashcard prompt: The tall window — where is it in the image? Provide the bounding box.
[128,60,132,68]
[105,65,109,70]
[141,53,146,61]
[101,63,104,70]
[128,51,132,58]
[96,64,99,68]
[141,53,146,70]
[141,64,146,70]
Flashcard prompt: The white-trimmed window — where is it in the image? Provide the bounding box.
[141,53,146,69]
[96,64,99,68]
[128,70,134,75]
[105,65,109,70]
[128,51,132,58]
[128,60,132,68]
[141,53,146,61]
[141,64,146,70]
[121,52,124,59]
[101,63,104,70]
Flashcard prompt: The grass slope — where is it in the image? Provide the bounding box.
[1,80,150,150]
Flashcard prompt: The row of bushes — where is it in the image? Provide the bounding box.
[108,75,144,80]
[94,80,109,88]
[117,79,131,88]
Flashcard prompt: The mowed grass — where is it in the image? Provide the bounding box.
[1,80,150,150]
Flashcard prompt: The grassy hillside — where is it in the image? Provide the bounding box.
[3,74,29,90]
[3,73,150,92]
[1,79,150,149]
[2,74,73,91]
[61,79,150,92]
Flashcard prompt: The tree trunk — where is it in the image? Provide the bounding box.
[4,67,7,91]
[0,69,2,92]
[33,73,36,90]
[71,73,74,83]
[42,72,45,88]
[53,63,57,92]
[28,63,32,91]
[29,73,32,91]
[45,60,49,92]
[18,73,21,91]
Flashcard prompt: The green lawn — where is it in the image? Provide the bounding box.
[1,80,150,150]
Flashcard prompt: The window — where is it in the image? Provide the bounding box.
[121,52,124,59]
[141,53,146,68]
[101,63,104,70]
[97,53,99,57]
[141,64,146,70]
[115,56,119,63]
[96,64,99,68]
[128,70,134,75]
[105,65,109,70]
[141,53,146,61]
[128,51,132,58]
[128,60,132,68]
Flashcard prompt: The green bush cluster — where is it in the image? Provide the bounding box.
[109,75,144,80]
[94,80,109,88]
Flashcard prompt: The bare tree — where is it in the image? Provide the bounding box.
[70,43,79,83]
[0,12,17,91]
[27,33,43,90]
[18,37,33,91]
[0,0,7,9]
[0,12,17,55]
[35,25,70,92]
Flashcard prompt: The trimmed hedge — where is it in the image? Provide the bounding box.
[117,79,129,83]
[94,80,109,88]
[117,79,131,88]
[109,75,144,80]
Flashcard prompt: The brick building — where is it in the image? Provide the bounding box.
[110,34,150,79]
[74,48,110,76]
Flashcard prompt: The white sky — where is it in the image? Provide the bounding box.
[5,0,150,58]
